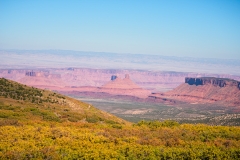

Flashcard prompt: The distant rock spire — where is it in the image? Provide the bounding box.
[125,74,130,79]
[111,75,118,81]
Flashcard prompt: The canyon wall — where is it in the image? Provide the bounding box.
[185,77,240,89]
[1,68,240,92]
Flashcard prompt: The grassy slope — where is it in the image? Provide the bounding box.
[0,78,240,159]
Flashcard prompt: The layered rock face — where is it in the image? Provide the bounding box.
[155,77,240,106]
[185,77,240,89]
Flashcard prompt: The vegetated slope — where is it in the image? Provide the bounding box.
[1,78,240,159]
[0,78,127,125]
[1,120,240,159]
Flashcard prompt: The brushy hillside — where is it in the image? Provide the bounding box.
[0,78,240,159]
[0,78,128,125]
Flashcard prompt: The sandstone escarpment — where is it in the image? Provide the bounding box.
[150,77,240,107]
[185,77,240,89]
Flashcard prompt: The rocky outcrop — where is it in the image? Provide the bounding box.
[111,75,117,81]
[185,77,240,89]
[26,71,36,77]
[185,77,203,85]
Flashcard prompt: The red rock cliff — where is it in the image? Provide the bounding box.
[185,77,240,89]
[150,77,240,106]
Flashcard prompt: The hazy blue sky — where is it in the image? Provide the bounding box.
[1,0,240,59]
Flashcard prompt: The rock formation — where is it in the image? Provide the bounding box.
[25,71,36,77]
[151,77,240,106]
[39,74,152,99]
[98,74,151,98]
[102,74,141,89]
[185,77,240,89]
[111,75,118,81]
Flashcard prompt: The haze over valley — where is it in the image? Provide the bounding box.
[1,50,240,75]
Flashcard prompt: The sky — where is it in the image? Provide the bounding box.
[0,0,240,59]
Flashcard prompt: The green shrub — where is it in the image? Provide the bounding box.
[86,116,100,123]
[111,124,122,129]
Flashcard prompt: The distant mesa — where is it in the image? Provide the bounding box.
[185,77,240,89]
[151,77,240,106]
